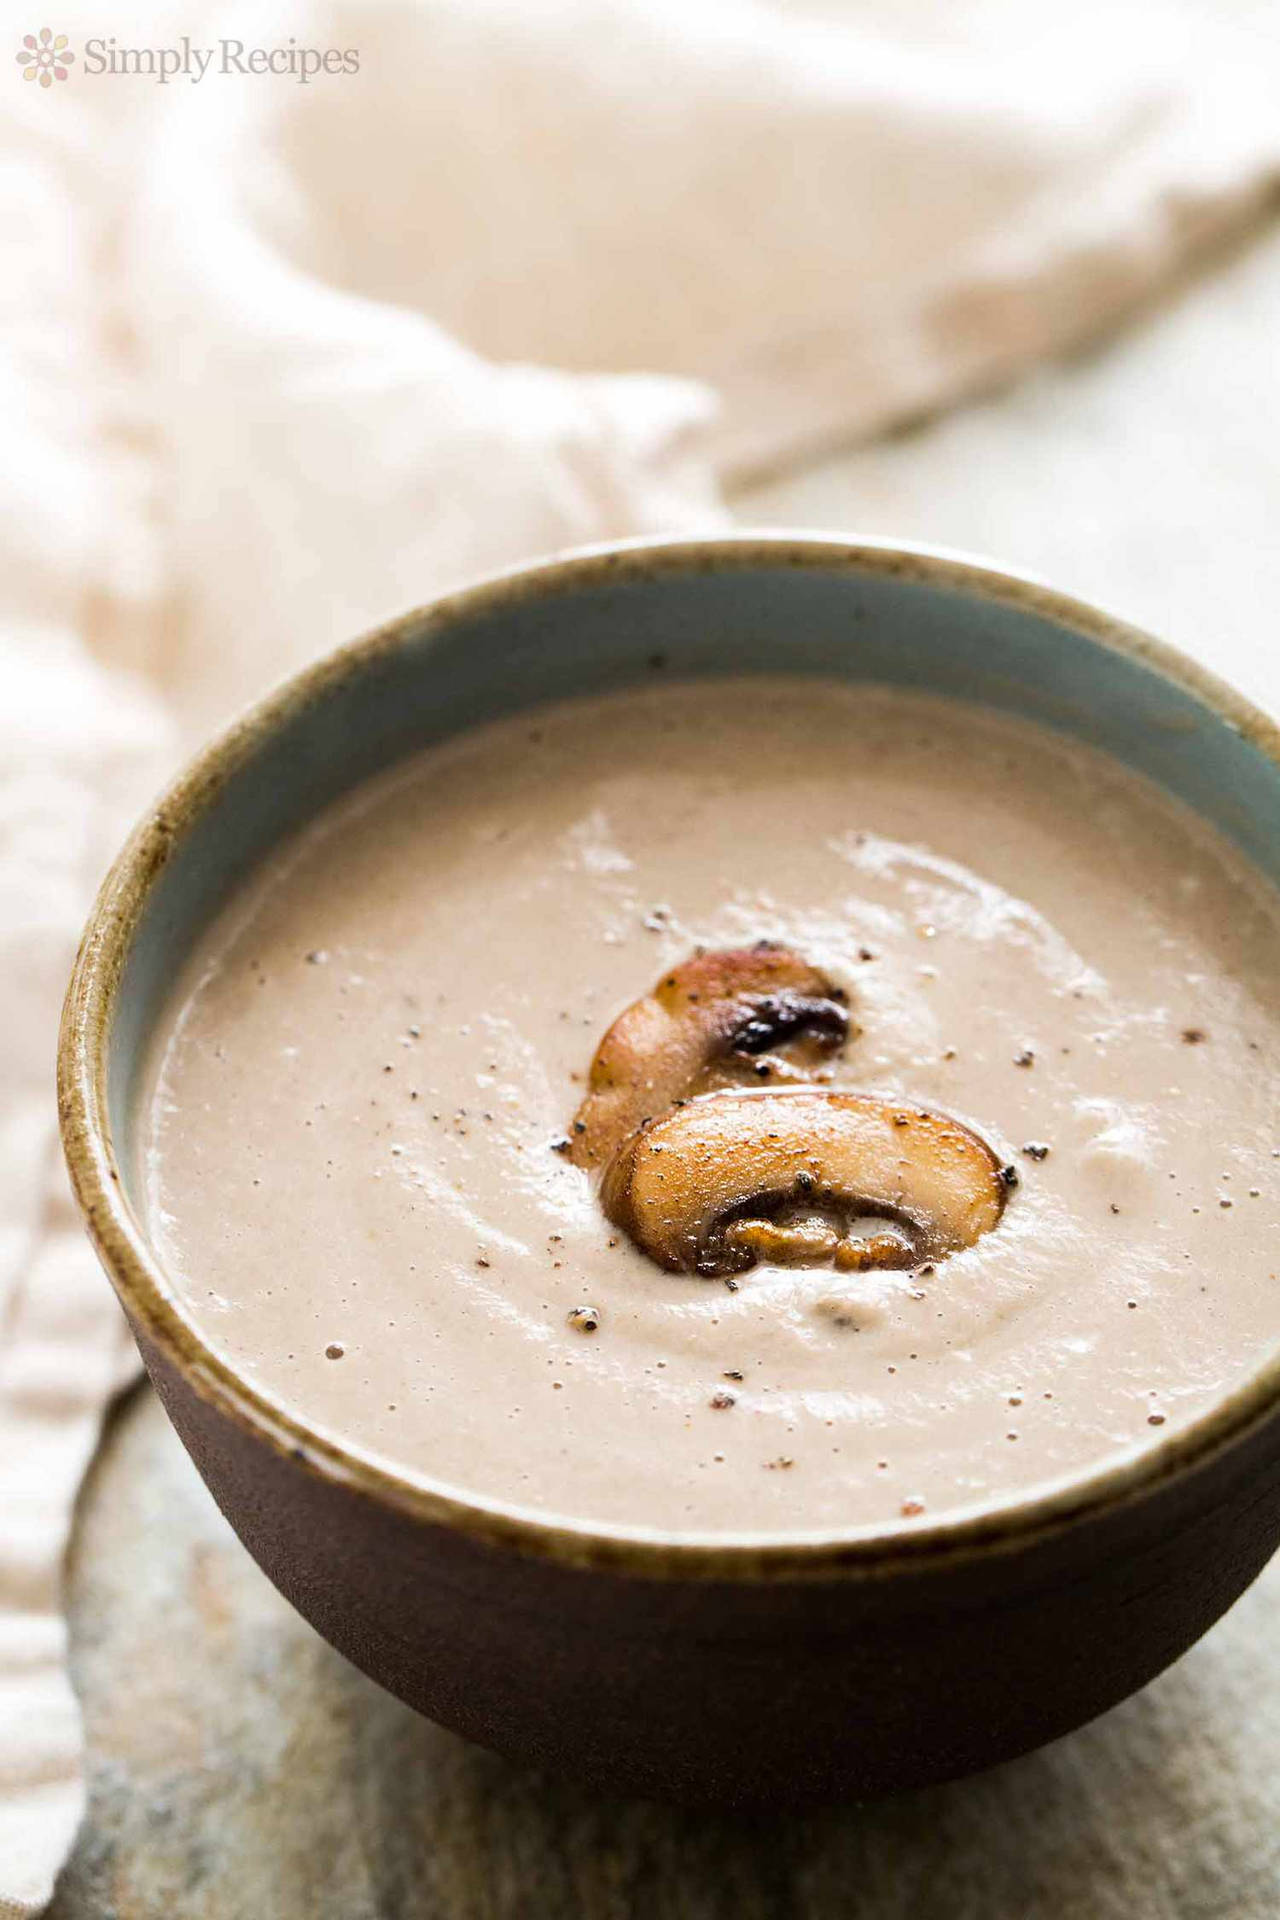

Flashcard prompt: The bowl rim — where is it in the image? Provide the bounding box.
[58,531,1280,1581]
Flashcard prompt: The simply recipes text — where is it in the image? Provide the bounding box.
[82,35,359,84]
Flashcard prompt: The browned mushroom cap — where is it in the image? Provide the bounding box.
[567,944,852,1170]
[602,1088,1007,1277]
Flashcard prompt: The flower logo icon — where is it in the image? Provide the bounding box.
[16,27,74,88]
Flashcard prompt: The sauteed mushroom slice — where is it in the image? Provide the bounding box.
[567,945,852,1169]
[602,1089,1007,1277]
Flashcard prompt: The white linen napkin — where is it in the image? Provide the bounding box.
[3,2,1280,1909]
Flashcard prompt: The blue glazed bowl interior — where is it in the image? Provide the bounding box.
[108,541,1280,1221]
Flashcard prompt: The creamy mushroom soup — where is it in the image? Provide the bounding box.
[140,680,1280,1535]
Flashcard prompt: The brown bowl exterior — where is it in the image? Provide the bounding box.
[134,1316,1280,1810]
[60,536,1280,1808]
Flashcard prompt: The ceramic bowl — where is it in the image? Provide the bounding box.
[59,536,1280,1809]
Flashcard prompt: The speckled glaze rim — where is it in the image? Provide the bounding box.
[59,533,1280,1581]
